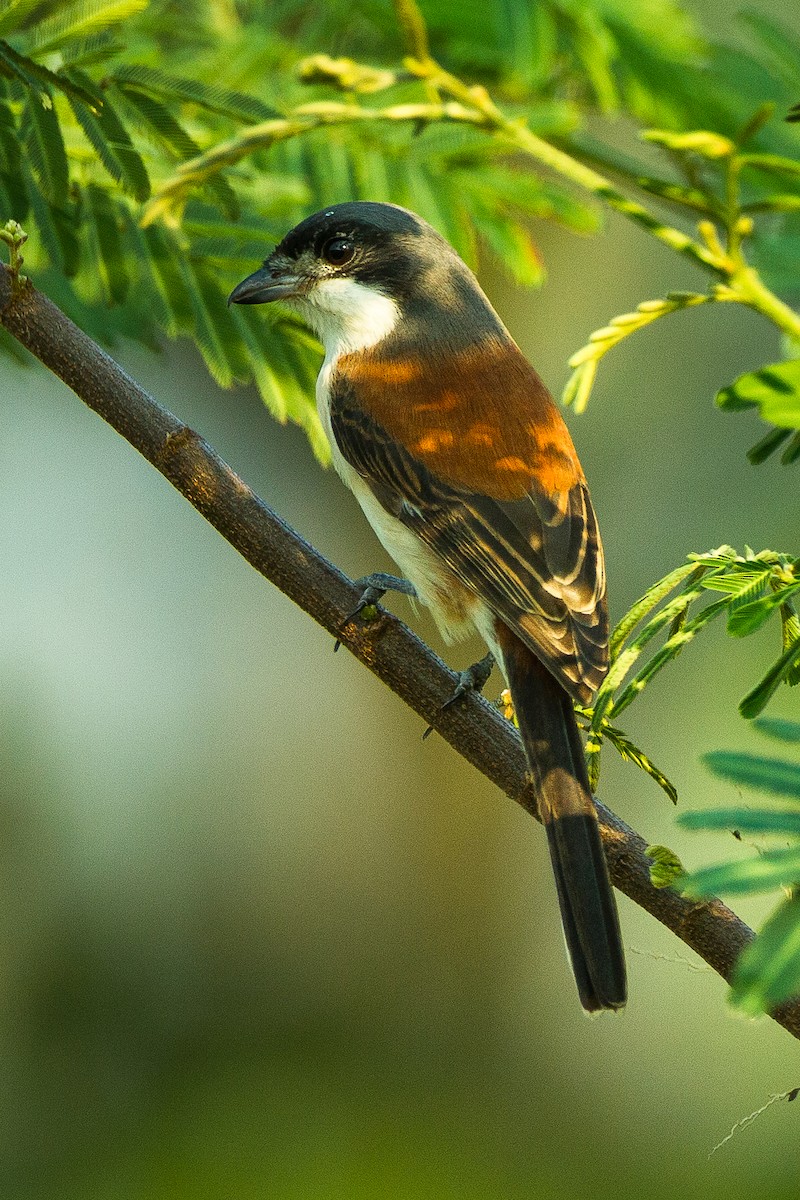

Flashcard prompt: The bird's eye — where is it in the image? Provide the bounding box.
[322,237,355,267]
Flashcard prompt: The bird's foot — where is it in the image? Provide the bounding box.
[422,651,495,739]
[335,573,417,650]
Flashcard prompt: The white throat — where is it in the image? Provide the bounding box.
[301,277,400,480]
[292,277,400,360]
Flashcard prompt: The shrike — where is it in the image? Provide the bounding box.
[230,201,626,1011]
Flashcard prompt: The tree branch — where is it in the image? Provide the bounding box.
[4,262,799,1040]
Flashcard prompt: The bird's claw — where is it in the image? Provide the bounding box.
[423,651,495,739]
[334,573,417,650]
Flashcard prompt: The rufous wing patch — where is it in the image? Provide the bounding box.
[337,335,583,502]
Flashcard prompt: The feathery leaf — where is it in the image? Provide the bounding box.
[27,0,148,56]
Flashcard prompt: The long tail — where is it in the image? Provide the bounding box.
[499,629,626,1012]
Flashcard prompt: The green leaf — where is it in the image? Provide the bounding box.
[611,596,730,721]
[0,39,96,105]
[645,844,686,889]
[229,306,289,423]
[26,0,148,56]
[592,568,721,730]
[113,84,239,217]
[58,32,124,69]
[727,583,800,637]
[739,10,800,90]
[781,605,800,684]
[113,83,199,158]
[138,223,194,336]
[495,0,556,91]
[717,359,800,429]
[703,751,800,799]
[22,90,68,203]
[740,636,800,718]
[231,306,329,460]
[609,560,700,658]
[182,258,249,387]
[734,101,776,147]
[602,724,678,803]
[473,204,543,287]
[112,64,279,123]
[683,846,800,897]
[747,426,792,464]
[740,153,800,180]
[781,432,800,466]
[680,807,800,836]
[743,195,800,214]
[66,68,150,201]
[0,97,27,218]
[0,0,49,38]
[754,718,800,743]
[86,183,129,305]
[24,161,79,275]
[634,174,714,214]
[731,892,800,1014]
[565,2,619,112]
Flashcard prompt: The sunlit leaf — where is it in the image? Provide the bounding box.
[781,606,800,685]
[602,724,678,803]
[26,0,148,56]
[727,583,800,637]
[182,258,250,387]
[138,223,194,336]
[609,560,700,658]
[611,596,730,721]
[642,127,735,158]
[717,359,800,429]
[645,844,686,889]
[740,153,800,180]
[24,160,79,275]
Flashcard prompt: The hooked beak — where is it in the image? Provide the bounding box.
[228,263,302,306]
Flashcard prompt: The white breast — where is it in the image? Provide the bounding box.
[296,276,496,652]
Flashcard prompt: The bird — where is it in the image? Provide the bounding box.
[229,201,626,1012]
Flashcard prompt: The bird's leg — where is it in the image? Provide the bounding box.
[422,651,495,739]
[335,573,417,649]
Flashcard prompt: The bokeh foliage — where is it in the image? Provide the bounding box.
[2,0,800,1015]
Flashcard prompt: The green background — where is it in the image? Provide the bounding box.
[3,2,800,1196]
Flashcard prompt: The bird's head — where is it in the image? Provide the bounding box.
[228,201,504,356]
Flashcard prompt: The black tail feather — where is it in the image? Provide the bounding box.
[500,632,626,1012]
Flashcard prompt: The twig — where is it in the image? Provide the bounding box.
[3,263,800,1039]
[708,1090,800,1157]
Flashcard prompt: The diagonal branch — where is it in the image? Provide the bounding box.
[3,261,799,1040]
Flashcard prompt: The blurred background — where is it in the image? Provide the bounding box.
[3,1,800,1198]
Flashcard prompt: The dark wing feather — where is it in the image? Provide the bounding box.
[330,390,607,704]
